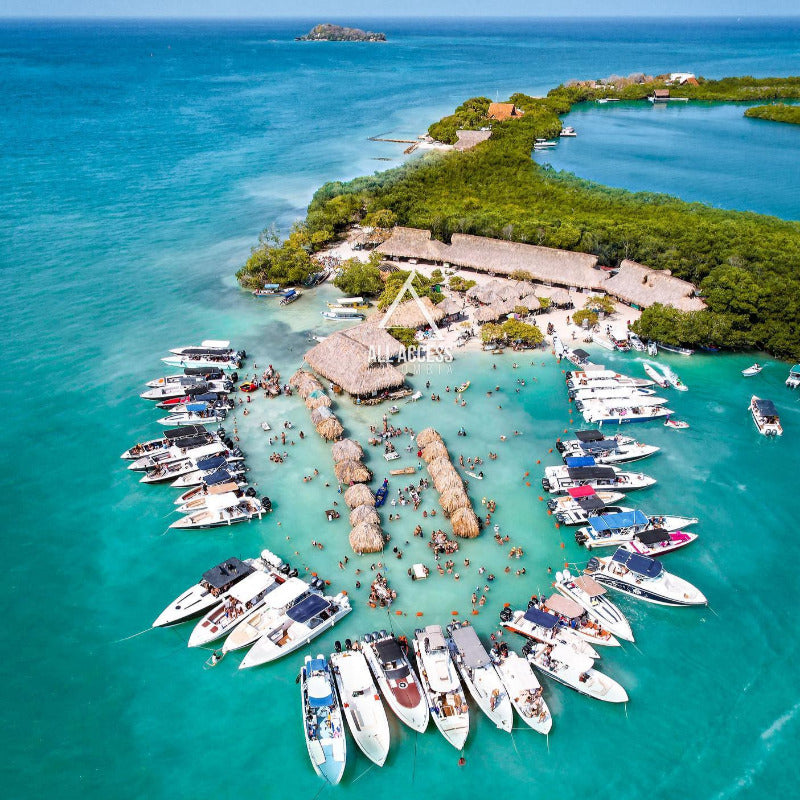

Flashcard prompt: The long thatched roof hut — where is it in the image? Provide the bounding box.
[316,417,344,441]
[374,296,446,330]
[331,438,364,463]
[305,393,332,410]
[290,369,324,399]
[421,440,449,463]
[349,522,384,554]
[439,489,471,515]
[334,459,372,484]
[349,504,381,526]
[344,483,374,508]
[415,428,442,448]
[451,507,480,538]
[426,456,453,480]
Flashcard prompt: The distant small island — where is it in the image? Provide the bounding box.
[296,24,386,42]
[745,103,800,125]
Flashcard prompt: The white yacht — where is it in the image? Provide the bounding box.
[169,339,236,357]
[582,404,673,425]
[566,372,655,391]
[176,483,256,513]
[570,385,656,402]
[557,434,659,465]
[412,626,470,749]
[542,463,656,494]
[300,655,346,785]
[153,553,281,628]
[447,621,513,732]
[128,440,226,471]
[643,362,669,388]
[120,425,215,459]
[140,379,232,401]
[547,486,626,519]
[157,404,227,426]
[577,394,669,411]
[238,590,352,668]
[139,457,209,485]
[621,529,699,556]
[574,509,697,549]
[321,308,365,320]
[786,364,800,388]
[750,396,783,436]
[187,569,286,647]
[525,642,628,703]
[169,456,244,488]
[361,632,429,733]
[499,607,600,658]
[494,651,552,734]
[162,354,242,370]
[553,569,634,643]
[585,548,707,606]
[537,594,620,648]
[169,494,267,529]
[330,647,391,767]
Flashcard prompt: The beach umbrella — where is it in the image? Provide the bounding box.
[415,428,442,448]
[331,438,364,463]
[451,506,480,539]
[439,489,471,515]
[349,504,381,526]
[334,459,372,484]
[349,522,384,554]
[421,440,449,463]
[316,417,344,441]
[344,483,374,508]
[305,393,332,410]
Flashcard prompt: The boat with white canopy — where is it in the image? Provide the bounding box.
[493,650,552,734]
[542,461,656,494]
[301,655,346,785]
[499,606,599,658]
[169,494,267,529]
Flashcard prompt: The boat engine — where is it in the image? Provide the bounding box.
[245,487,256,497]
[345,639,353,651]
[555,439,567,451]
[521,642,533,657]
[541,479,551,491]
[586,557,600,573]
[261,497,272,511]
[499,606,513,623]
[380,629,388,638]
[278,563,289,575]
[363,633,372,643]
[575,532,588,545]
[334,640,342,653]
[527,598,537,610]
[288,568,299,578]
[230,372,238,383]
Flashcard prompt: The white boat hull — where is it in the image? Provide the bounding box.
[495,653,552,734]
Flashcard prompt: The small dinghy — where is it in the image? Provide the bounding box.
[301,655,346,785]
[524,641,628,704]
[362,632,429,733]
[412,626,470,749]
[664,418,689,430]
[742,363,762,377]
[493,649,552,734]
[330,645,391,767]
[447,621,513,732]
[643,362,669,389]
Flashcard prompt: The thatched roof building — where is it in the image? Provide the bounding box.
[304,325,406,399]
[454,129,492,151]
[438,297,463,317]
[602,260,706,312]
[290,369,324,399]
[421,440,449,463]
[415,428,442,448]
[344,483,374,508]
[377,228,704,311]
[476,304,505,323]
[331,438,364,463]
[349,522,384,554]
[440,489,471,515]
[375,297,446,330]
[349,504,381,526]
[334,459,372,484]
[451,507,480,538]
[305,392,332,410]
[426,455,452,479]
[316,418,344,441]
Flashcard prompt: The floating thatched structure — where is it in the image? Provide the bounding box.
[290,369,324,399]
[439,489,471,515]
[305,393,332,410]
[331,438,364,463]
[316,417,344,441]
[349,504,381,526]
[451,507,480,538]
[310,406,334,426]
[334,459,372,484]
[344,483,375,508]
[374,296,446,330]
[377,227,704,311]
[349,522,384,554]
[433,470,464,495]
[421,440,449,463]
[415,428,442,448]
[304,324,406,399]
[426,456,452,480]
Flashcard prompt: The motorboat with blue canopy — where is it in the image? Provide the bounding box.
[523,607,560,629]
[287,594,331,625]
[195,454,228,472]
[589,510,649,532]
[565,456,596,468]
[203,468,241,486]
[307,659,335,706]
[611,548,663,578]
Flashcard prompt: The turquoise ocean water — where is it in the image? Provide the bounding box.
[2,17,799,800]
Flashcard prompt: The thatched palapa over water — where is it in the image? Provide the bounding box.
[439,489,471,516]
[349,522,384,554]
[334,459,372,485]
[375,296,445,330]
[316,417,344,441]
[421,440,448,463]
[415,428,442,448]
[450,506,480,538]
[331,438,364,464]
[344,483,375,509]
[349,504,380,526]
[290,368,324,399]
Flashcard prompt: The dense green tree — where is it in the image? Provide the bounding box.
[501,319,544,346]
[333,254,384,296]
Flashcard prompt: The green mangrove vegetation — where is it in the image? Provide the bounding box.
[744,103,800,125]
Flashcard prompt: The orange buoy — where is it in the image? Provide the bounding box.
[560,542,565,548]
[547,509,552,515]
[524,471,529,477]
[563,429,568,434]
[325,580,331,585]
[503,602,510,608]
[416,611,423,617]
[472,609,479,615]
[555,523,560,529]
[536,459,540,464]
[548,448,553,453]
[311,572,318,577]
[451,610,459,616]
[341,590,348,596]
[526,482,531,487]
[538,496,544,502]
[369,601,377,608]
[564,562,569,568]
[395,610,403,615]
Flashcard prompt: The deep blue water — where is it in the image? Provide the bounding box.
[2,17,800,800]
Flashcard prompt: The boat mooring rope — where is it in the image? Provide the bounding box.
[351,765,374,784]
[113,627,153,644]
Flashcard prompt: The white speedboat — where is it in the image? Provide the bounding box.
[590,331,617,351]
[157,404,227,426]
[542,462,656,494]
[140,378,208,400]
[585,548,707,606]
[537,594,620,647]
[557,434,659,465]
[582,404,673,425]
[576,394,669,411]
[120,425,216,459]
[321,308,364,320]
[647,340,658,357]
[786,364,800,388]
[742,363,762,377]
[657,343,694,356]
[554,569,634,642]
[499,607,600,658]
[547,486,627,519]
[169,339,237,356]
[575,510,699,548]
[169,495,267,529]
[447,621,513,732]
[560,126,577,137]
[140,457,208,485]
[664,417,690,430]
[330,647,391,767]
[494,650,552,734]
[570,385,656,402]
[362,632,429,733]
[301,655,346,785]
[621,529,698,556]
[239,590,352,668]
[128,440,226,471]
[187,569,286,647]
[412,626,470,749]
[162,354,242,370]
[628,333,646,351]
[169,456,244,488]
[566,371,655,391]
[146,370,225,389]
[643,362,669,388]
[750,396,783,436]
[176,483,256,513]
[662,365,688,391]
[221,576,316,653]
[525,642,628,703]
[152,552,283,628]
